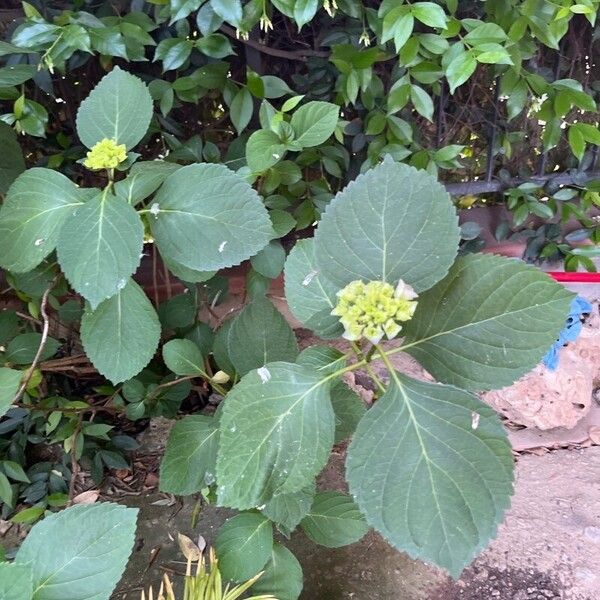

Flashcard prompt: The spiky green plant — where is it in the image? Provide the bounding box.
[141,547,276,600]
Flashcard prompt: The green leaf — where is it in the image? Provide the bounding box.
[76,66,153,150]
[0,368,21,419]
[464,22,507,44]
[0,122,25,194]
[330,381,366,443]
[154,38,193,71]
[210,0,243,27]
[346,374,513,577]
[290,101,340,147]
[0,168,83,273]
[215,512,273,581]
[0,563,33,600]
[0,472,12,505]
[284,239,344,338]
[250,240,286,279]
[216,362,335,509]
[15,503,138,600]
[159,415,219,494]
[162,339,204,376]
[301,491,369,548]
[403,254,573,391]
[394,14,415,51]
[251,543,304,600]
[150,163,273,271]
[0,65,36,87]
[195,33,233,59]
[246,130,287,172]
[262,483,315,534]
[163,257,215,283]
[411,2,447,28]
[2,460,29,483]
[6,333,60,364]
[410,85,434,121]
[294,0,318,29]
[313,158,460,293]
[446,50,477,93]
[114,160,181,205]
[57,194,144,309]
[230,87,253,134]
[226,297,299,376]
[80,279,161,384]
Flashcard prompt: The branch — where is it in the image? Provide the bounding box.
[11,275,58,404]
[220,25,329,61]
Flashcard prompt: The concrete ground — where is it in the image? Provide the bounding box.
[113,446,600,600]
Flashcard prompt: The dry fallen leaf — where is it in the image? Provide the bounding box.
[73,490,100,504]
[178,533,201,561]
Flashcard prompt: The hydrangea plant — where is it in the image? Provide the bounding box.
[0,68,573,598]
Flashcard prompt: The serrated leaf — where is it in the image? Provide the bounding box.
[215,512,273,581]
[57,194,144,309]
[114,160,181,204]
[226,297,299,376]
[300,491,368,548]
[246,130,287,173]
[159,415,219,494]
[250,240,286,279]
[330,381,366,443]
[0,168,83,273]
[80,279,160,384]
[290,101,340,147]
[216,362,334,509]
[403,254,573,391]
[0,368,21,419]
[150,163,273,271]
[15,503,138,600]
[313,158,460,293]
[296,345,346,375]
[284,239,343,339]
[162,339,204,376]
[251,543,303,600]
[76,67,153,150]
[346,374,513,577]
[261,482,315,534]
[0,562,33,600]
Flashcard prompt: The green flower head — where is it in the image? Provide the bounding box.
[331,279,418,344]
[83,138,127,170]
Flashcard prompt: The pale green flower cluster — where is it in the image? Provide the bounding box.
[83,138,127,170]
[331,279,418,344]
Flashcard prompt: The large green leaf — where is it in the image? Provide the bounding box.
[5,332,60,364]
[0,168,83,273]
[159,415,219,494]
[214,512,273,582]
[114,160,181,205]
[57,194,144,309]
[76,66,153,149]
[251,543,303,600]
[216,362,335,509]
[15,503,138,600]
[403,254,573,391]
[300,491,369,548]
[290,101,340,147]
[80,279,160,384]
[0,562,33,600]
[245,130,286,173]
[0,122,25,194]
[313,158,460,292]
[226,297,299,376]
[284,239,343,339]
[346,373,513,577]
[261,482,315,534]
[0,368,21,419]
[150,163,273,271]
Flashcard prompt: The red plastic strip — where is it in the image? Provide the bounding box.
[547,272,600,283]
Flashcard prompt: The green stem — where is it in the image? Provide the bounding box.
[351,342,386,394]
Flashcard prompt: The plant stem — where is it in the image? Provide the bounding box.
[350,342,386,394]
